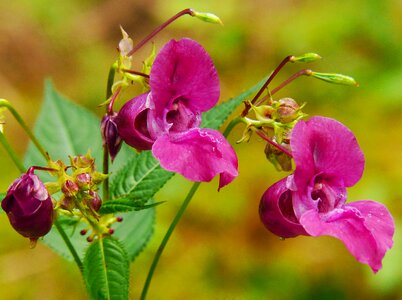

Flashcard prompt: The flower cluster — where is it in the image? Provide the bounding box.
[259,116,395,272]
[116,38,238,189]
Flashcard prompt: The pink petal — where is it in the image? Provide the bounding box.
[150,38,220,117]
[291,116,365,189]
[116,93,155,150]
[348,200,395,262]
[259,178,308,238]
[300,203,392,272]
[152,128,238,189]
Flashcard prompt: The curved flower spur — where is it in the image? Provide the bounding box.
[259,116,395,272]
[117,38,238,189]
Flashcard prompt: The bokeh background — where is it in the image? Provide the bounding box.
[1,0,402,299]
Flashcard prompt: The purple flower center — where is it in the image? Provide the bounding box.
[166,98,200,134]
[310,175,345,213]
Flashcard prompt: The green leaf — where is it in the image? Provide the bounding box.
[104,151,174,214]
[100,197,165,214]
[83,237,129,300]
[201,76,267,130]
[0,192,5,213]
[24,81,154,262]
[113,208,154,261]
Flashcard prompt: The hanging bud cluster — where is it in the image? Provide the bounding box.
[237,52,358,172]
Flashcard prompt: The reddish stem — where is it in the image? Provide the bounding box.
[127,8,195,57]
[107,86,122,115]
[122,69,150,78]
[241,55,294,117]
[28,166,57,174]
[255,130,293,157]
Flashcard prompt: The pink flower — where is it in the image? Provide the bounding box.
[116,38,238,189]
[260,116,394,272]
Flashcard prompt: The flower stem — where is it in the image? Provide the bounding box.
[222,117,244,138]
[270,69,313,96]
[127,8,195,57]
[0,99,50,162]
[0,131,25,173]
[241,55,294,117]
[140,182,201,300]
[54,219,83,273]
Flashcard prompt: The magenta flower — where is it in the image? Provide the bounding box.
[117,38,238,189]
[1,168,54,241]
[259,116,394,272]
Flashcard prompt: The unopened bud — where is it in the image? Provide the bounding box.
[76,173,92,190]
[291,53,321,63]
[62,180,79,197]
[191,10,223,25]
[71,154,95,170]
[1,168,54,240]
[273,98,300,123]
[116,216,123,222]
[310,72,358,86]
[101,113,123,162]
[60,196,75,211]
[265,142,292,172]
[87,191,102,212]
[80,229,87,236]
[108,228,115,235]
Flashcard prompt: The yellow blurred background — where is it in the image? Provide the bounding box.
[1,0,402,299]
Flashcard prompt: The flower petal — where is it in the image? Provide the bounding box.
[348,200,395,262]
[116,93,155,150]
[150,38,220,117]
[300,203,391,272]
[152,128,238,189]
[259,178,308,238]
[291,116,365,189]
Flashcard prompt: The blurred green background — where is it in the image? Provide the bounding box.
[1,0,402,299]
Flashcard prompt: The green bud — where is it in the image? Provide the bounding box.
[291,53,321,63]
[191,11,223,25]
[310,72,358,86]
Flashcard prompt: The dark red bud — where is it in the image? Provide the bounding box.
[62,180,79,197]
[88,191,102,212]
[80,229,87,236]
[108,228,115,235]
[116,216,123,222]
[101,113,123,161]
[86,236,93,242]
[1,170,54,240]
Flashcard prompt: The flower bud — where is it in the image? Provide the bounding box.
[76,173,92,190]
[290,53,321,63]
[101,113,123,161]
[273,98,300,123]
[310,71,358,86]
[1,169,54,241]
[71,154,95,170]
[62,180,79,197]
[191,10,223,25]
[86,191,102,212]
[60,196,75,211]
[265,142,292,172]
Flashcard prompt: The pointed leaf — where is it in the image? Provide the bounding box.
[106,151,174,213]
[201,76,266,130]
[83,237,129,300]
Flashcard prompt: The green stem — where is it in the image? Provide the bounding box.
[0,131,25,172]
[0,99,50,162]
[222,117,244,138]
[54,219,83,273]
[140,182,201,300]
[140,119,240,299]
